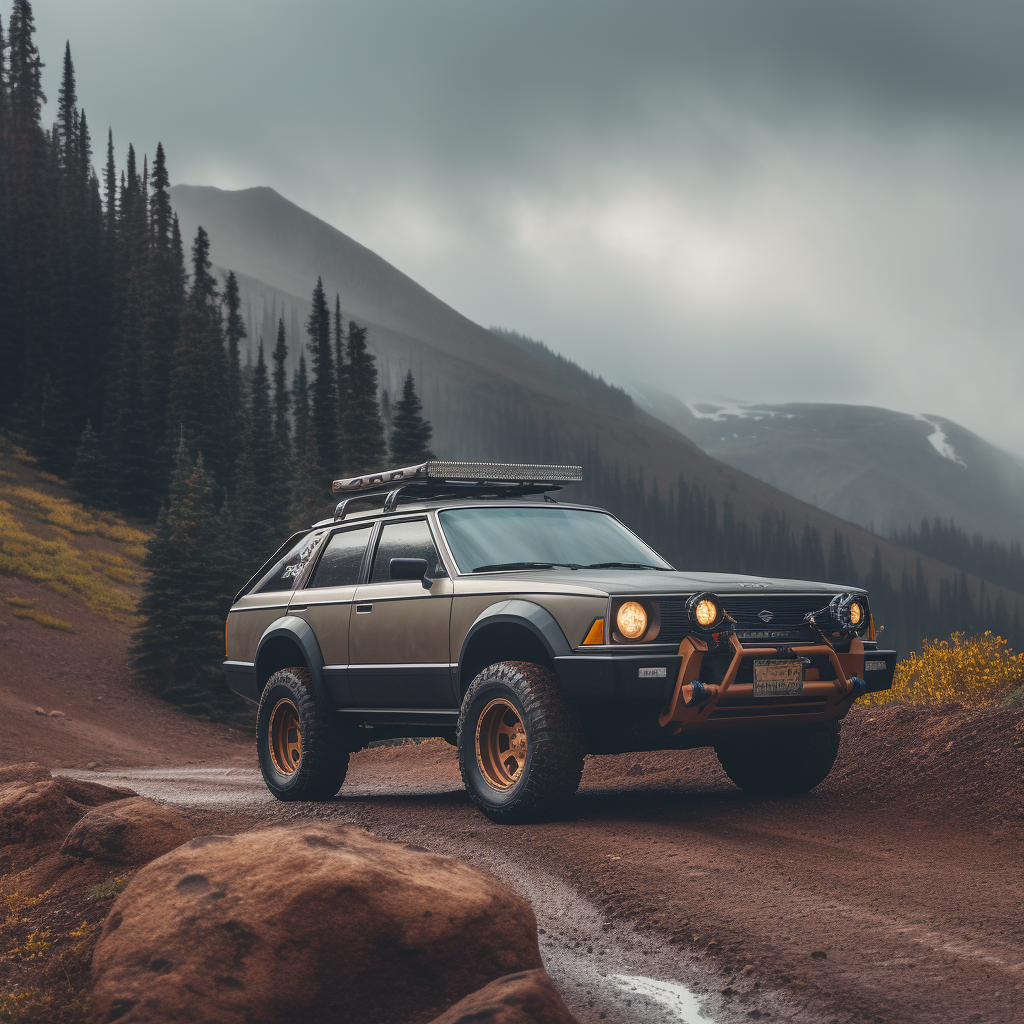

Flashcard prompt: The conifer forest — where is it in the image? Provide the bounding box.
[0,2,1019,717]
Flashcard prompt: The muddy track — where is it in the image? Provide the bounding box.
[60,704,1023,1024]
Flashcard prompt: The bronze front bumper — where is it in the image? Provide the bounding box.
[660,633,865,731]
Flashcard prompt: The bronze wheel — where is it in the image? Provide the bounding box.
[475,697,528,790]
[268,697,302,775]
[458,662,584,824]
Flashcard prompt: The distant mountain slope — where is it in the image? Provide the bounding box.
[636,386,1024,545]
[169,184,1022,620]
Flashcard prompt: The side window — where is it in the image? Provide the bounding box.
[255,532,325,593]
[308,526,373,589]
[369,520,446,584]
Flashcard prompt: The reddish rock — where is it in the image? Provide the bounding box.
[427,970,579,1024]
[61,797,193,865]
[61,776,136,809]
[0,762,52,787]
[90,825,543,1024]
[0,767,137,856]
[0,779,79,845]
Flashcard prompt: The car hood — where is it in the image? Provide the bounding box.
[466,568,866,597]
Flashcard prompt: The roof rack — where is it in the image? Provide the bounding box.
[331,461,583,521]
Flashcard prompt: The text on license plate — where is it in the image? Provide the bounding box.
[752,659,804,696]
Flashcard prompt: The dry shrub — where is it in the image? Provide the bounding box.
[865,631,1024,706]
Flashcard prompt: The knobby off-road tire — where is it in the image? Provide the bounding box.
[257,667,352,801]
[458,661,584,825]
[714,720,841,797]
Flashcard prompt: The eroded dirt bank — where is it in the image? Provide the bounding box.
[59,703,1022,1024]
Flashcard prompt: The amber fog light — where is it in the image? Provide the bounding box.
[850,601,863,626]
[695,599,718,627]
[616,601,647,640]
[686,591,724,631]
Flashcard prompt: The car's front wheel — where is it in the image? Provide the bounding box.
[714,720,841,796]
[458,661,584,824]
[256,667,353,801]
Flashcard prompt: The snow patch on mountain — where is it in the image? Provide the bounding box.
[917,415,966,467]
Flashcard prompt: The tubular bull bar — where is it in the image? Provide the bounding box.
[659,633,874,730]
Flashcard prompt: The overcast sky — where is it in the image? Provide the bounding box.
[34,1,1024,455]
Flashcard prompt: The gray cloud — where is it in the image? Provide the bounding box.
[36,0,1024,454]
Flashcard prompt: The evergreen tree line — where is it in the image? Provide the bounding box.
[0,10,434,715]
[890,517,1024,599]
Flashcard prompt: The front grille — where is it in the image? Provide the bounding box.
[655,593,830,645]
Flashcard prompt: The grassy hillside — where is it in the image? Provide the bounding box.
[0,435,149,631]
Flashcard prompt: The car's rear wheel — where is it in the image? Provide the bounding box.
[714,721,841,796]
[256,667,352,801]
[458,661,584,824]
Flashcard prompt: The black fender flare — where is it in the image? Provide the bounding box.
[254,616,329,707]
[457,599,573,692]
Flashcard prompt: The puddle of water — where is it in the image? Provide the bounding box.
[612,974,717,1024]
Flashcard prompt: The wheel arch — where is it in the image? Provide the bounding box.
[457,599,573,699]
[255,616,329,706]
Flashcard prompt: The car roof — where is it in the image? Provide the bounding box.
[311,497,609,529]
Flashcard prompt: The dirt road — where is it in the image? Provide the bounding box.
[59,704,1023,1024]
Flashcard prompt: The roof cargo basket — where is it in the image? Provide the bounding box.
[331,461,583,521]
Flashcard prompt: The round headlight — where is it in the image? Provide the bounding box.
[849,601,863,626]
[616,601,648,640]
[695,599,718,628]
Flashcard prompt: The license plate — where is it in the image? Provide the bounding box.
[753,659,804,696]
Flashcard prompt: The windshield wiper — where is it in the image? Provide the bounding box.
[582,561,670,570]
[472,561,581,573]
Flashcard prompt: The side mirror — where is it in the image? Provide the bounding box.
[390,558,431,588]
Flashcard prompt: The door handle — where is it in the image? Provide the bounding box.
[356,604,372,613]
[290,605,307,612]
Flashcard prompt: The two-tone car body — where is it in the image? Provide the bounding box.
[224,462,896,822]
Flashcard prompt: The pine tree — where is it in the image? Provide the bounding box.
[292,350,310,462]
[3,0,55,429]
[306,277,336,475]
[132,438,240,717]
[70,420,111,507]
[388,370,434,466]
[223,269,246,480]
[236,343,290,570]
[341,320,386,474]
[104,275,152,515]
[272,315,290,453]
[289,430,330,532]
[168,227,227,483]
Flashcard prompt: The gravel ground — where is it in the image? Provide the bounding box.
[59,702,1024,1024]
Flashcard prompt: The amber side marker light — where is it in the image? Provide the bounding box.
[582,618,605,645]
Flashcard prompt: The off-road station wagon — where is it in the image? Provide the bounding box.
[224,462,896,822]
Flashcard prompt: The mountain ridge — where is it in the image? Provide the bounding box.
[169,184,1023,623]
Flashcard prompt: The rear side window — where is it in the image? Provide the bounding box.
[369,520,445,583]
[308,526,373,589]
[255,532,325,593]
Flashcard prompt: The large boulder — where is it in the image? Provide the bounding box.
[90,825,543,1024]
[427,970,579,1024]
[61,797,193,866]
[0,768,138,848]
[0,779,79,846]
[0,762,52,787]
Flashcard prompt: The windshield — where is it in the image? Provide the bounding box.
[437,506,672,573]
